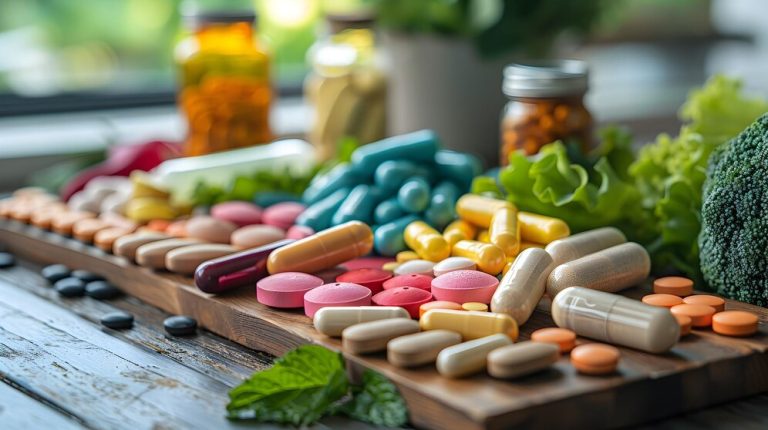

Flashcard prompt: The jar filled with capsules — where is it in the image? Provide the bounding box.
[176,6,272,156]
[500,60,592,165]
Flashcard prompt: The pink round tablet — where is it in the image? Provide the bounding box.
[303,282,372,318]
[372,287,433,319]
[383,274,433,291]
[341,257,396,271]
[211,201,263,227]
[256,272,324,308]
[261,202,306,230]
[431,270,499,304]
[336,268,392,294]
[286,225,314,239]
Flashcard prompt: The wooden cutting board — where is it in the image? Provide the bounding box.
[1,219,767,430]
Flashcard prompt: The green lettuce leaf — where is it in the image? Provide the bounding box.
[335,370,409,428]
[227,345,348,426]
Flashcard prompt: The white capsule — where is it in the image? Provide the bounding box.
[491,248,553,325]
[314,306,410,337]
[436,333,512,378]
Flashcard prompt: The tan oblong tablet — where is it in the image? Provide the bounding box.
[341,318,420,354]
[487,341,560,379]
[72,218,111,243]
[165,244,237,275]
[313,306,410,337]
[29,203,69,229]
[436,333,512,378]
[113,232,172,260]
[94,227,135,252]
[544,227,627,267]
[491,248,553,325]
[135,238,203,269]
[52,211,96,236]
[547,242,650,297]
[387,330,462,368]
[552,287,679,353]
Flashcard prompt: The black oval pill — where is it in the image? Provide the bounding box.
[85,281,121,300]
[42,264,71,283]
[164,316,197,336]
[101,311,133,330]
[71,270,104,283]
[54,277,86,297]
[0,252,15,269]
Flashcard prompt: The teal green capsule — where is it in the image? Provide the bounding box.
[252,191,301,207]
[374,215,419,256]
[332,185,382,226]
[295,188,350,231]
[374,197,405,225]
[352,130,439,172]
[374,160,435,193]
[302,164,362,204]
[434,150,483,192]
[425,181,460,230]
[397,177,431,213]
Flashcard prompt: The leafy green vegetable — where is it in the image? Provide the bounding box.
[227,345,409,427]
[334,370,409,428]
[227,345,348,426]
[699,113,768,306]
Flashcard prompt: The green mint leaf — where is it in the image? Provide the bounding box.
[336,370,408,428]
[227,345,348,426]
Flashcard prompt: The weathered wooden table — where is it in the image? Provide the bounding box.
[1,257,767,430]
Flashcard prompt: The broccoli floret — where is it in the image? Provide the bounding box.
[699,112,768,306]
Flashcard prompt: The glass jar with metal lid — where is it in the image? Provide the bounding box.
[500,60,592,165]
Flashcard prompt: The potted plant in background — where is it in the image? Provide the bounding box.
[376,0,606,165]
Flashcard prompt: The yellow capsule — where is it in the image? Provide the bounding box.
[477,229,490,243]
[420,309,518,341]
[455,194,516,228]
[382,261,401,272]
[396,250,419,263]
[404,221,450,262]
[451,240,506,275]
[489,207,520,257]
[518,211,570,244]
[461,302,488,312]
[443,220,477,246]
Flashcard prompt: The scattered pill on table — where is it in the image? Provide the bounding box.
[570,343,620,375]
[313,306,410,337]
[303,282,373,318]
[420,309,518,341]
[101,311,134,330]
[683,295,726,313]
[342,318,420,354]
[387,330,462,368]
[372,286,433,318]
[71,270,104,283]
[54,277,86,297]
[164,315,198,336]
[531,327,577,353]
[642,293,684,308]
[256,272,324,308]
[336,268,392,295]
[670,304,716,328]
[41,264,71,283]
[488,341,560,379]
[653,276,693,297]
[85,281,121,300]
[712,311,759,337]
[0,251,15,268]
[431,270,499,304]
[436,333,513,378]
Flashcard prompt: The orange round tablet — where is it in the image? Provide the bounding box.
[52,211,96,236]
[73,218,110,243]
[653,276,693,297]
[94,227,135,252]
[570,343,620,375]
[670,304,715,327]
[146,219,172,232]
[683,295,725,313]
[419,300,462,317]
[165,220,188,237]
[712,311,759,337]
[675,314,692,336]
[531,327,577,353]
[642,293,684,308]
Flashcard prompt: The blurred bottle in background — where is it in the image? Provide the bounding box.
[305,11,387,160]
[175,1,273,156]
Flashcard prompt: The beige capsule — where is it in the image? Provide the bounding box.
[545,227,626,267]
[436,333,512,378]
[547,242,650,298]
[342,318,420,354]
[487,341,560,379]
[491,248,553,325]
[113,232,172,261]
[165,244,237,275]
[313,306,410,337]
[136,238,203,269]
[387,330,462,368]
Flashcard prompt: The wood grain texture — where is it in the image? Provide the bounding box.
[0,380,85,430]
[2,219,768,430]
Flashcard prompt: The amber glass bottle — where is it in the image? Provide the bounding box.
[176,10,272,156]
[500,60,592,164]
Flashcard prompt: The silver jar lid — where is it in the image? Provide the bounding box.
[503,60,588,98]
